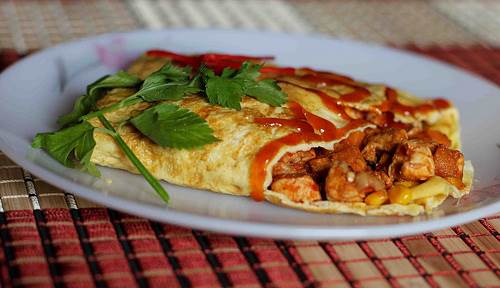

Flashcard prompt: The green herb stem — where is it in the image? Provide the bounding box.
[82,95,142,121]
[97,115,170,203]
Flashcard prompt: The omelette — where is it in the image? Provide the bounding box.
[38,50,474,216]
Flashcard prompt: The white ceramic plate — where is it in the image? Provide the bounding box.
[0,29,499,240]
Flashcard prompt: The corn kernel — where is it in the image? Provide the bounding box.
[365,191,388,206]
[389,185,412,205]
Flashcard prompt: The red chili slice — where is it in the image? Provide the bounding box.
[146,50,275,72]
[145,50,201,67]
[259,66,296,76]
[202,53,274,62]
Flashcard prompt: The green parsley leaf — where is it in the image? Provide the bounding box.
[58,71,140,126]
[149,62,192,81]
[32,122,100,176]
[130,103,218,149]
[137,80,200,102]
[203,67,245,110]
[135,63,200,102]
[137,78,200,102]
[234,61,261,80]
[202,61,287,110]
[205,76,245,110]
[87,71,141,97]
[81,63,202,121]
[57,94,92,127]
[245,78,287,106]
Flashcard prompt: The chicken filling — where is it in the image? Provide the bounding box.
[269,128,464,205]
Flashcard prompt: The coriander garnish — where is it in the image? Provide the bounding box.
[130,103,219,149]
[58,71,141,127]
[32,121,100,177]
[97,115,169,203]
[81,63,201,121]
[81,61,286,120]
[203,62,287,110]
[33,53,288,205]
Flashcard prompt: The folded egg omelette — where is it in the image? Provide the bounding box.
[88,52,473,216]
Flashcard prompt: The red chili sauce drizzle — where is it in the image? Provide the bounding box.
[295,103,338,139]
[249,117,367,201]
[300,67,355,83]
[253,102,339,138]
[253,118,314,133]
[382,87,450,115]
[250,100,366,200]
[371,112,410,130]
[298,74,371,103]
[278,80,351,120]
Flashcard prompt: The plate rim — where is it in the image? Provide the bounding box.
[1,28,499,240]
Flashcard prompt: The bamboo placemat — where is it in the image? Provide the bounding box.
[0,1,499,287]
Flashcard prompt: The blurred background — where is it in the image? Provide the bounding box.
[1,0,499,49]
[1,0,499,82]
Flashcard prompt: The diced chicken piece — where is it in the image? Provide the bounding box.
[308,156,332,180]
[315,147,333,157]
[354,171,386,194]
[272,150,316,177]
[272,163,305,178]
[366,112,410,130]
[410,129,451,148]
[433,145,464,179]
[361,128,408,162]
[325,161,367,202]
[270,175,321,202]
[370,171,393,189]
[389,139,435,181]
[376,152,392,171]
[343,131,366,148]
[401,151,435,181]
[334,131,365,153]
[331,144,367,172]
[366,111,387,127]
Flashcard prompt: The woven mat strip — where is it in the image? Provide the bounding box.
[65,193,106,287]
